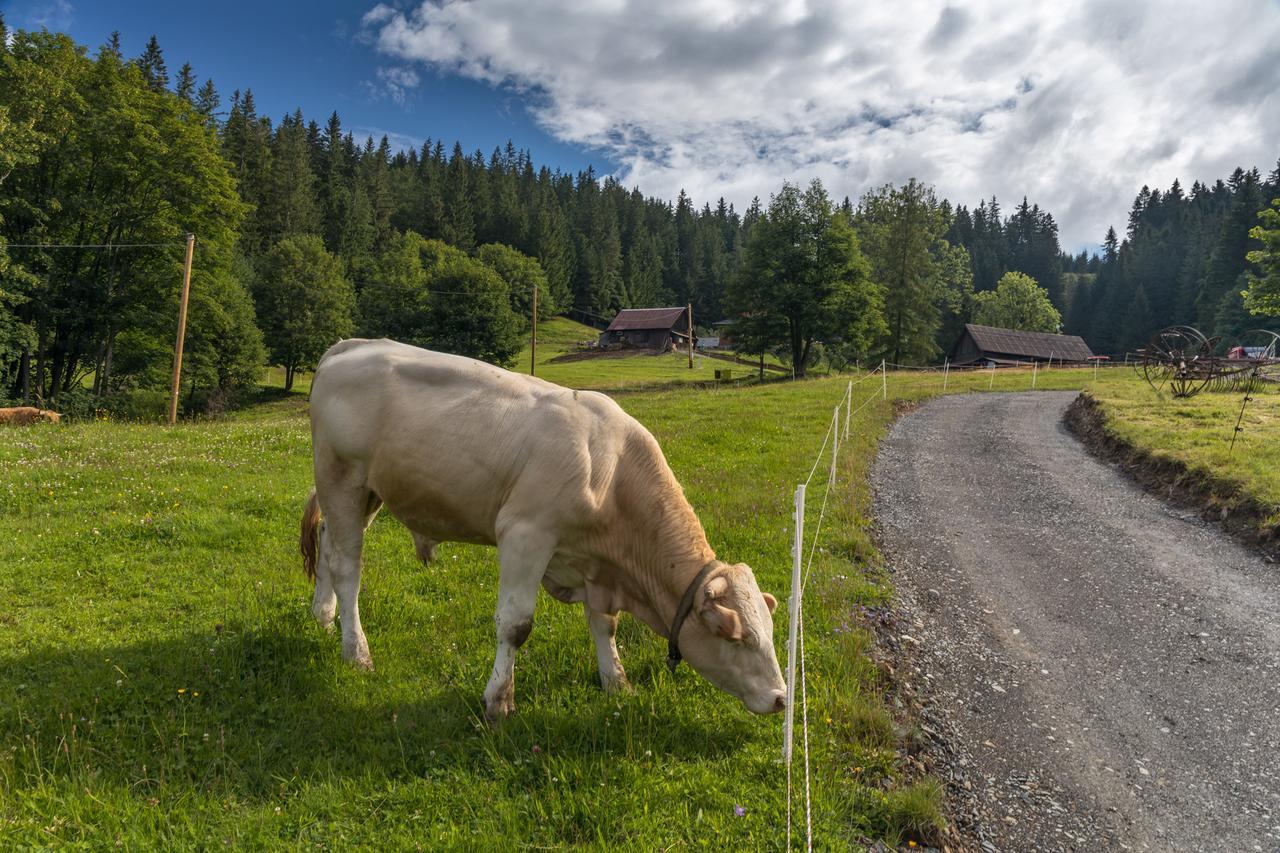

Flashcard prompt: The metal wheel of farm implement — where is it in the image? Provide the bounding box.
[1136,326,1214,398]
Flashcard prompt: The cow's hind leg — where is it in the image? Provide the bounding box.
[311,519,337,631]
[320,485,381,670]
[410,531,438,565]
[586,606,630,693]
[484,525,556,723]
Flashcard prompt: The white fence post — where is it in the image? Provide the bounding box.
[784,484,806,764]
[845,382,852,440]
[989,362,995,389]
[881,359,887,400]
[1032,360,1038,389]
[830,407,840,484]
[943,358,950,392]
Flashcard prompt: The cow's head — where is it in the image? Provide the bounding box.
[677,562,786,714]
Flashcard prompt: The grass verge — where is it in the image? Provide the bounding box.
[1066,382,1280,553]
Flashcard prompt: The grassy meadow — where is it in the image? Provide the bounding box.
[3,346,1275,849]
[266,317,806,399]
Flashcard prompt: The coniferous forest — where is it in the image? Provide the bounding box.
[1,24,1278,412]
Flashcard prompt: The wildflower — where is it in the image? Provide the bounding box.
[177,688,186,694]
[532,745,541,754]
[734,805,746,817]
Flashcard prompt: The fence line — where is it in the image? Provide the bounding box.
[784,367,887,851]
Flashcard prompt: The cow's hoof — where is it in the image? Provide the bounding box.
[484,682,516,723]
[484,697,516,724]
[343,645,374,671]
[601,674,632,694]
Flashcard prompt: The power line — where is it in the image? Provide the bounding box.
[4,242,187,249]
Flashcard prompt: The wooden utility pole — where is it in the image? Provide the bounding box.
[530,283,538,377]
[167,233,196,425]
[686,303,694,369]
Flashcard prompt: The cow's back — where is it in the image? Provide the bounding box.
[309,339,636,544]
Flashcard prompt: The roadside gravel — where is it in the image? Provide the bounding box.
[872,392,1280,852]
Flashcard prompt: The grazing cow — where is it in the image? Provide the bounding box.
[0,407,61,425]
[301,338,786,721]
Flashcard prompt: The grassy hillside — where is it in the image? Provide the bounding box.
[2,363,1211,848]
[512,316,783,390]
[265,317,799,398]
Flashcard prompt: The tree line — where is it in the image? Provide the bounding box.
[1063,167,1280,354]
[2,22,1278,410]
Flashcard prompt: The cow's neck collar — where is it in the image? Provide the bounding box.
[665,559,721,672]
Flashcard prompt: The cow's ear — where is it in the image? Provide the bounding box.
[762,592,778,614]
[701,603,744,642]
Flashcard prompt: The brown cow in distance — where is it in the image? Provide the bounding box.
[0,407,62,425]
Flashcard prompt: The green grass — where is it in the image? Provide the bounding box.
[1085,373,1280,522]
[1,360,1174,849]
[0,376,874,849]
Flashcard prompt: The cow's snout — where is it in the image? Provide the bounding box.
[746,689,787,715]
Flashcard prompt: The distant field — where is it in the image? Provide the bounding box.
[263,317,808,397]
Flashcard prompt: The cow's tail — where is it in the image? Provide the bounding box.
[300,489,322,583]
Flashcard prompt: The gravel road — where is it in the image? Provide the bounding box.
[872,392,1280,852]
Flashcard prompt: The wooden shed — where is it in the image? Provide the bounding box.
[949,323,1094,366]
[599,307,691,350]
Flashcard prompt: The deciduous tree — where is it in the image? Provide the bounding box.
[252,235,354,391]
[729,180,883,376]
[972,271,1062,333]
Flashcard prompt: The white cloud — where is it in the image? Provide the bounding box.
[7,0,74,32]
[370,65,422,105]
[363,0,1280,248]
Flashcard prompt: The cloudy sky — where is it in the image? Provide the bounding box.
[12,0,1280,250]
[363,0,1280,249]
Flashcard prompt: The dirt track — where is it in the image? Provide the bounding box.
[872,392,1280,852]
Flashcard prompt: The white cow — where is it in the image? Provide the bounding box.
[300,338,786,721]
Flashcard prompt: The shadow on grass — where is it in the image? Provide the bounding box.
[0,614,750,800]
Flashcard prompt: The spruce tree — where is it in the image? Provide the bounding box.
[175,62,195,101]
[137,35,168,91]
[194,78,219,128]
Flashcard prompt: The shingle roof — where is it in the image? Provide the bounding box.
[961,323,1094,361]
[605,307,688,332]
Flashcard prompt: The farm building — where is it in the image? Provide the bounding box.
[599,307,691,350]
[949,323,1094,366]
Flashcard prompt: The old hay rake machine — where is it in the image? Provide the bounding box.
[1135,326,1280,398]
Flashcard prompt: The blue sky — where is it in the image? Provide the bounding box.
[1,0,617,176]
[4,0,1278,252]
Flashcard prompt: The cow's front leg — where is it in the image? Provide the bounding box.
[586,606,630,693]
[485,527,555,723]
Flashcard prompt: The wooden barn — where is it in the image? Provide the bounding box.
[599,307,691,350]
[949,323,1094,366]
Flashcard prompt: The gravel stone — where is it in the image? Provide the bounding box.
[872,392,1280,852]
